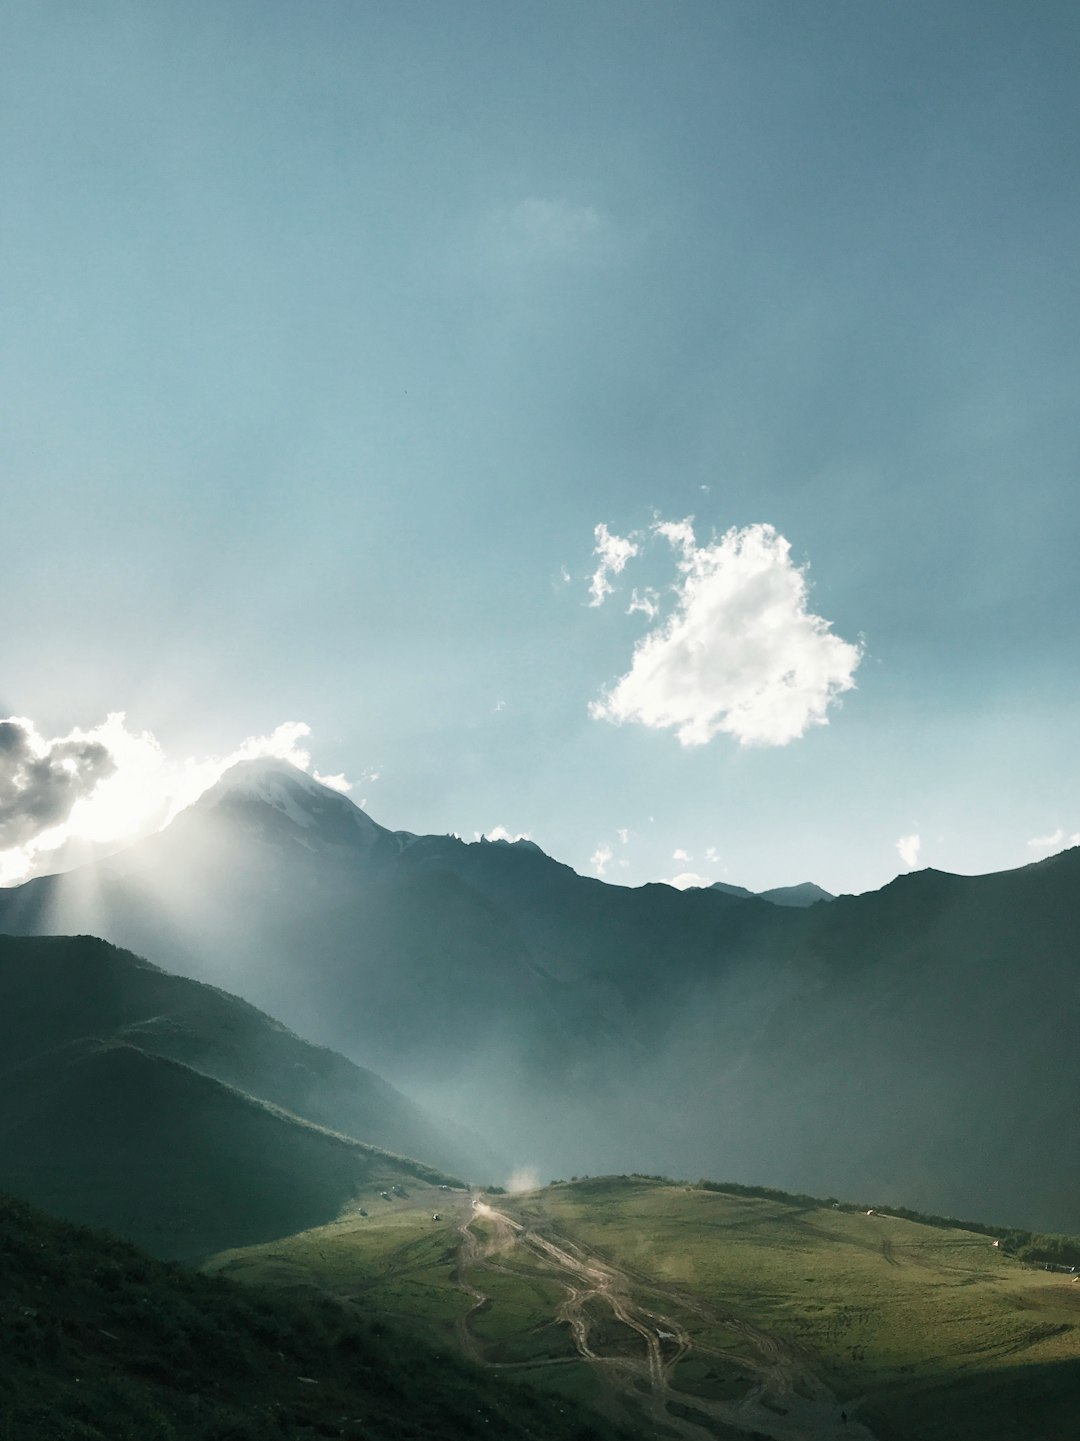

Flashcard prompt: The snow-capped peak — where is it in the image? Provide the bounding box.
[199,759,330,817]
[194,758,385,847]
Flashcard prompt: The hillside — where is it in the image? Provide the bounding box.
[3,762,1080,1230]
[209,1175,1080,1441]
[0,1187,636,1441]
[0,931,494,1182]
[0,935,487,1258]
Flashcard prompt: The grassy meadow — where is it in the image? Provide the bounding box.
[208,1175,1080,1441]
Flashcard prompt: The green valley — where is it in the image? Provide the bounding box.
[208,1176,1080,1441]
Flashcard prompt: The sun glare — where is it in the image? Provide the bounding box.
[0,714,344,887]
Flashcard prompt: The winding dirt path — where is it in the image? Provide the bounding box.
[454,1194,878,1441]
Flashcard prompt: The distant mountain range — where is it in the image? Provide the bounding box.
[3,759,1078,1232]
[0,933,490,1257]
[710,879,835,906]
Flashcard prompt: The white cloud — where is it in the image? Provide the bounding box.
[589,519,862,747]
[478,824,532,843]
[313,771,352,794]
[673,848,691,862]
[1027,827,1080,854]
[616,827,631,845]
[588,523,639,607]
[627,587,659,620]
[0,718,115,850]
[590,842,613,875]
[0,714,354,885]
[663,871,713,890]
[897,833,921,868]
[705,846,721,863]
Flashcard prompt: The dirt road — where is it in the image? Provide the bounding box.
[454,1195,877,1441]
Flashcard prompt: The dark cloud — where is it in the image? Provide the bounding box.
[0,721,116,848]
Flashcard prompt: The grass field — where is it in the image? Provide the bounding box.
[207,1176,1080,1441]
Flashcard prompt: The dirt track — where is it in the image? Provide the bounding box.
[454,1195,877,1441]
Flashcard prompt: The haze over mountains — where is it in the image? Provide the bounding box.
[3,760,1078,1234]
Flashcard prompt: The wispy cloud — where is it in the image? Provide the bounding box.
[896,833,921,868]
[508,197,602,257]
[589,519,862,747]
[590,842,613,875]
[588,523,639,607]
[1027,827,1080,854]
[627,587,659,619]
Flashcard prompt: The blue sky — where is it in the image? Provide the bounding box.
[3,0,1078,894]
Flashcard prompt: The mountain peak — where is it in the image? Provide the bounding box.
[200,758,333,811]
[193,759,387,849]
[757,881,835,908]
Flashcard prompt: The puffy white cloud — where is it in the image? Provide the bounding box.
[672,848,691,862]
[0,714,354,885]
[589,520,862,747]
[705,846,721,863]
[615,827,631,845]
[0,718,115,848]
[663,871,713,890]
[1027,827,1080,854]
[590,842,614,875]
[897,833,921,868]
[588,523,639,607]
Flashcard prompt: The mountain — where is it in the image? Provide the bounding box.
[711,878,835,906]
[756,880,834,906]
[3,761,1079,1231]
[707,880,756,899]
[0,933,492,1256]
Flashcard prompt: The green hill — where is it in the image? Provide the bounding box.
[0,1188,636,1441]
[0,932,493,1182]
[208,1176,1080,1441]
[0,934,482,1259]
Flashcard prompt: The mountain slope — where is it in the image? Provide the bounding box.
[0,1035,449,1259]
[0,932,493,1181]
[0,934,497,1256]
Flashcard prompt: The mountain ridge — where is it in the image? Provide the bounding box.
[3,763,1079,1230]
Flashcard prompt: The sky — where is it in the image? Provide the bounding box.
[3,0,1079,895]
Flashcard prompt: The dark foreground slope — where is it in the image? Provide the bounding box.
[0,1189,635,1441]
